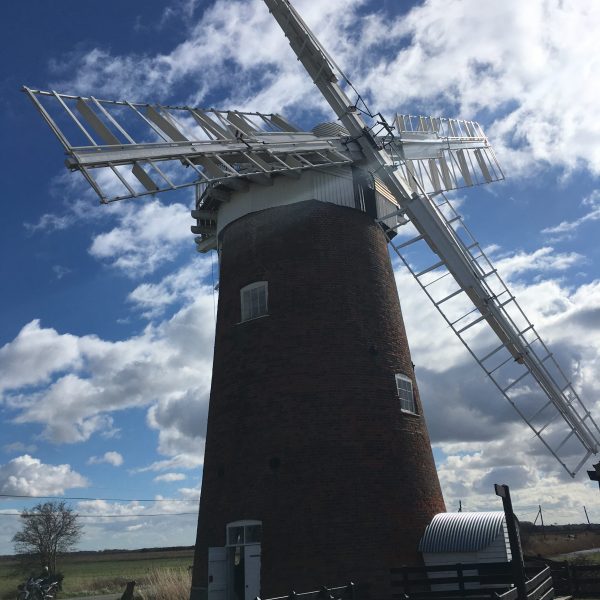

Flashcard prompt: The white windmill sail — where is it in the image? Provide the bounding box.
[387,114,504,195]
[23,88,352,203]
[264,0,599,476]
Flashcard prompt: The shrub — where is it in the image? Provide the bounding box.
[140,568,191,600]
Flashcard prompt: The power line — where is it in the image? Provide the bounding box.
[0,493,197,503]
[0,512,198,518]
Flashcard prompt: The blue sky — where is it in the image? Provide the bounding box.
[1,0,600,554]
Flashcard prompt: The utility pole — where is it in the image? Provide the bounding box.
[458,500,462,513]
[584,505,591,525]
[495,484,526,599]
[538,505,545,538]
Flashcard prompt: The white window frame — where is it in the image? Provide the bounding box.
[226,520,263,546]
[240,281,268,322]
[395,373,417,414]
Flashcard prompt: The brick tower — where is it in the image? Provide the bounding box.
[191,168,446,600]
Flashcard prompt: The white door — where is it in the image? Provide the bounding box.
[208,546,227,600]
[244,544,261,600]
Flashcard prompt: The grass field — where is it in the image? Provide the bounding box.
[0,547,194,599]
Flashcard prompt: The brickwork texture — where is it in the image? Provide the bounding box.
[192,199,446,599]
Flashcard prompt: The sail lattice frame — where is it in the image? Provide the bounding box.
[383,185,600,476]
[24,87,353,203]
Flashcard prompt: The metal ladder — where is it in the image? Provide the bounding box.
[383,186,600,477]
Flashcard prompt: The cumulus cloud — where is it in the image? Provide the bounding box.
[395,239,600,514]
[153,472,187,482]
[0,455,88,496]
[358,0,600,177]
[136,452,204,473]
[67,488,200,550]
[0,320,85,393]
[88,451,124,467]
[128,258,216,318]
[44,0,600,181]
[494,247,584,278]
[542,190,600,239]
[2,289,215,452]
[89,200,193,276]
[2,442,37,455]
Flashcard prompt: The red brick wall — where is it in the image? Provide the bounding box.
[192,199,446,599]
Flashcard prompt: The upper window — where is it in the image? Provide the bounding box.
[396,373,417,414]
[241,281,268,322]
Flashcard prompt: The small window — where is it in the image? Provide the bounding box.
[241,281,268,322]
[226,521,262,546]
[227,525,244,546]
[396,373,417,414]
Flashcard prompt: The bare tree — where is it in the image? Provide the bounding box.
[12,501,83,573]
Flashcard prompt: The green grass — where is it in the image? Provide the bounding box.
[553,551,600,564]
[0,548,194,599]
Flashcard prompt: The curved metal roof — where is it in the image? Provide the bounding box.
[419,512,505,553]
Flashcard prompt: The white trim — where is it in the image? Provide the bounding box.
[395,372,418,414]
[240,281,268,322]
[226,520,262,547]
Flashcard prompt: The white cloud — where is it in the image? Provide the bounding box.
[128,258,216,318]
[60,488,200,551]
[46,0,600,182]
[24,212,73,233]
[89,200,192,276]
[494,246,584,278]
[2,290,215,448]
[2,442,37,455]
[358,0,600,178]
[542,190,600,238]
[0,320,85,393]
[153,473,187,482]
[136,452,204,473]
[52,265,71,280]
[394,237,600,512]
[88,451,124,467]
[0,455,88,496]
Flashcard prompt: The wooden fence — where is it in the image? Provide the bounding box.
[257,563,560,600]
[258,582,367,600]
[532,559,600,597]
[390,562,553,600]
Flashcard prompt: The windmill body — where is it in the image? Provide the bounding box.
[192,167,445,598]
[24,0,600,598]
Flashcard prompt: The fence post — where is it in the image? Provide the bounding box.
[573,565,579,597]
[346,582,356,600]
[457,564,465,594]
[494,485,526,600]
[565,562,573,596]
[403,566,410,596]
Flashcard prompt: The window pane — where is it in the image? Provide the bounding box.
[240,282,268,322]
[241,290,251,321]
[245,524,262,544]
[258,288,267,315]
[396,374,417,414]
[228,526,244,545]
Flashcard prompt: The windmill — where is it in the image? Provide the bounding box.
[24,0,599,599]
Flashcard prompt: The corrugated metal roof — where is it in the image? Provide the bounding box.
[419,512,505,553]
